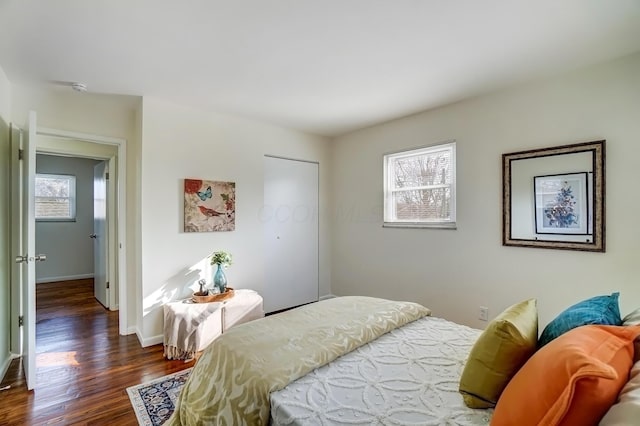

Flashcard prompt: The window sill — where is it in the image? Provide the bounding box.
[383,221,457,230]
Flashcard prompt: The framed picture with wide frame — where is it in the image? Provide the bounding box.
[502,140,605,252]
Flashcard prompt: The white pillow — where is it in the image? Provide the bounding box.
[623,308,640,326]
[600,360,640,425]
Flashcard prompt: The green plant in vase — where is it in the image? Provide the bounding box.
[210,251,232,293]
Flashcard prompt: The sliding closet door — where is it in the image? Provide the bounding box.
[263,156,318,313]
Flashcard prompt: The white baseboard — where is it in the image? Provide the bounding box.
[0,354,10,383]
[36,273,94,284]
[319,294,337,301]
[138,334,164,348]
[135,328,163,348]
[0,353,19,384]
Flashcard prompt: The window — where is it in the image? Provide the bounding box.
[383,141,456,228]
[35,174,77,221]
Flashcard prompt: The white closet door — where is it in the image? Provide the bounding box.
[263,156,318,313]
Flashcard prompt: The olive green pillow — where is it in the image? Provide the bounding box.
[459,298,538,408]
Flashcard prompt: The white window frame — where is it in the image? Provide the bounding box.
[35,173,77,221]
[383,141,456,229]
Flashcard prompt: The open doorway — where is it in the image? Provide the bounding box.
[35,136,119,301]
[32,149,117,373]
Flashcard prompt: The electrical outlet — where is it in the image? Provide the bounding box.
[479,306,489,321]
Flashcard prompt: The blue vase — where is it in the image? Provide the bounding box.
[213,263,227,293]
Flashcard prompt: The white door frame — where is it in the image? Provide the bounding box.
[36,127,128,335]
[9,124,23,356]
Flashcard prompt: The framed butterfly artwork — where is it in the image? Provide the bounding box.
[184,178,236,232]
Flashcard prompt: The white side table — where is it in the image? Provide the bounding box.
[163,289,264,360]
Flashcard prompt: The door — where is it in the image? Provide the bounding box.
[15,111,40,390]
[263,156,319,313]
[93,161,108,307]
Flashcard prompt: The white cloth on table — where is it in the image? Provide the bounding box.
[163,300,222,360]
[163,289,264,360]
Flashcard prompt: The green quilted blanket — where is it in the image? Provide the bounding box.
[166,295,431,425]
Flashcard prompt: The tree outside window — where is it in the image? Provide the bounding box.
[35,174,77,221]
[384,141,456,228]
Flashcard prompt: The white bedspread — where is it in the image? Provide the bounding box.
[270,316,492,426]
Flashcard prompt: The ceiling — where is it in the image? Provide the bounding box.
[1,1,640,137]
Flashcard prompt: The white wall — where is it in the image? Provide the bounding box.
[331,52,640,330]
[0,65,12,380]
[0,67,9,120]
[35,154,101,283]
[138,97,332,342]
[11,86,140,330]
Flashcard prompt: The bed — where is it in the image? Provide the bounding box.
[165,296,492,425]
[270,315,491,425]
[166,294,640,425]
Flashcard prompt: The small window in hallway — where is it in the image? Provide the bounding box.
[35,173,77,221]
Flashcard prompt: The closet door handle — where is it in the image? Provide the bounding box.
[89,234,97,239]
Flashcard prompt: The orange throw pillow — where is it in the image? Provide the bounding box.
[491,325,640,426]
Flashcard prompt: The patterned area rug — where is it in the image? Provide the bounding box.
[127,368,192,426]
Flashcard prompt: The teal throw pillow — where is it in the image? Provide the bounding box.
[538,292,622,348]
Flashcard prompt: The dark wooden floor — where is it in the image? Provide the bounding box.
[0,279,195,425]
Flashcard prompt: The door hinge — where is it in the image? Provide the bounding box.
[18,149,24,160]
[18,316,24,326]
[106,281,110,289]
[105,172,109,180]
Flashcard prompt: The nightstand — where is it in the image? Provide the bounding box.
[163,289,264,360]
